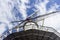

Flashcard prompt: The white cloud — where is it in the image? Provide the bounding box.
[0,0,16,35]
[0,23,6,34]
[18,0,29,19]
[42,2,60,33]
[34,0,60,33]
[44,13,60,32]
[0,0,29,35]
[34,0,49,15]
[0,0,60,36]
[48,3,60,12]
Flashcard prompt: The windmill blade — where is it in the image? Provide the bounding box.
[30,10,60,20]
[27,10,40,18]
[10,21,25,30]
[13,20,25,29]
[9,20,25,31]
[9,21,25,31]
[11,20,24,23]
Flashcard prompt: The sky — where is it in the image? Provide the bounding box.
[0,0,60,36]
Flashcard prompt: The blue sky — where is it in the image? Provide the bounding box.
[0,0,60,36]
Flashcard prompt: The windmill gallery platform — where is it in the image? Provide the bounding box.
[3,29,60,40]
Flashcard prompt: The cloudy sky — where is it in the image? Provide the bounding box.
[0,0,60,35]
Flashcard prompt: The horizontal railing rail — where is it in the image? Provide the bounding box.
[0,25,60,40]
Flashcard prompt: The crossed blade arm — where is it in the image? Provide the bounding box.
[10,10,60,30]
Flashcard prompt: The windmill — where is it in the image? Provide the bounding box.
[3,10,60,40]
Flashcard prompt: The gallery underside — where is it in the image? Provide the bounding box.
[3,29,60,40]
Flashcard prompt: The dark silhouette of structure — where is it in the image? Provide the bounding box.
[3,29,60,40]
